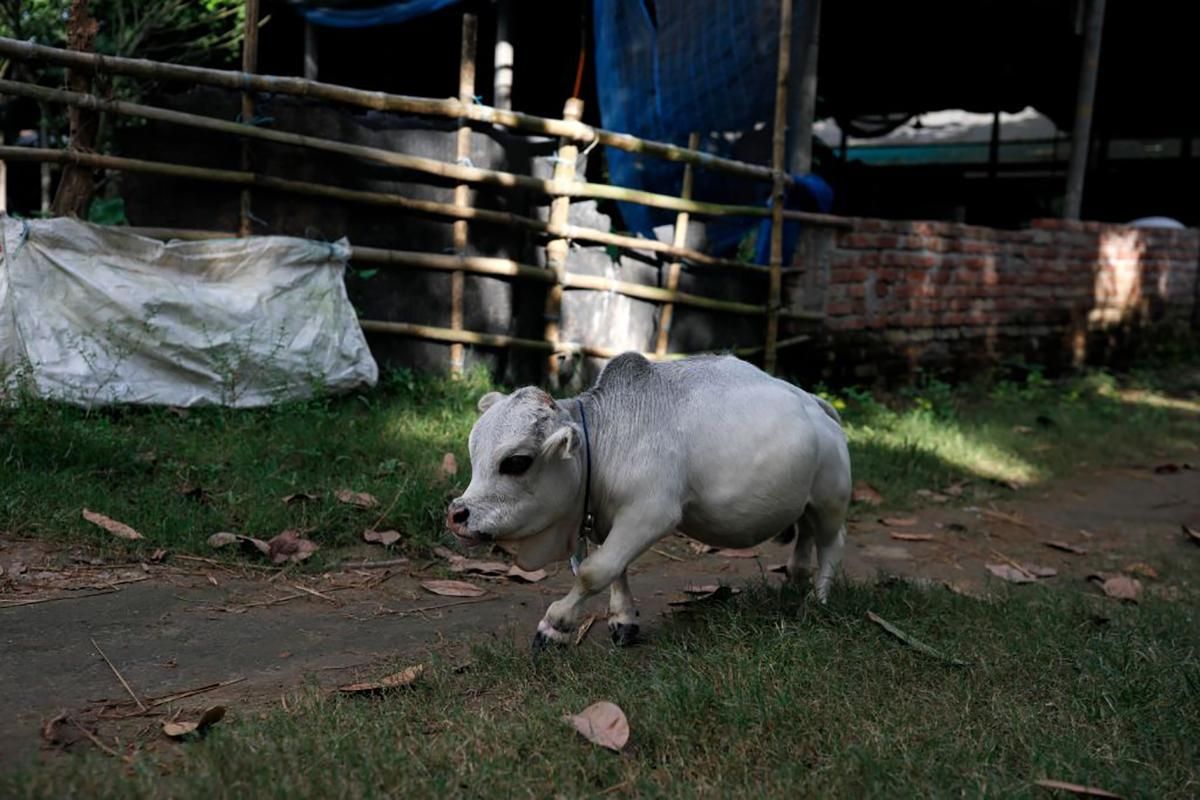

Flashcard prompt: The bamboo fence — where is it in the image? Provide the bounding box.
[0,9,844,376]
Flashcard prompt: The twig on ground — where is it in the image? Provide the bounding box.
[338,557,411,570]
[66,717,126,760]
[651,547,685,562]
[989,549,1037,579]
[290,583,340,605]
[379,596,495,617]
[866,611,969,667]
[0,589,118,608]
[90,638,147,712]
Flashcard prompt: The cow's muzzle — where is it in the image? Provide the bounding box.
[445,498,493,543]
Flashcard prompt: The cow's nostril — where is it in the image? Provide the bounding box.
[451,507,470,525]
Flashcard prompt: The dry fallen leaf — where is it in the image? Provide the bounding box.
[363,529,402,547]
[282,492,318,505]
[890,532,934,542]
[207,531,272,557]
[1024,564,1058,578]
[575,615,597,646]
[1043,540,1087,555]
[440,452,458,479]
[852,481,883,506]
[880,516,918,527]
[668,585,737,606]
[206,575,218,587]
[448,558,509,576]
[1096,574,1142,602]
[420,579,486,598]
[985,563,1036,584]
[82,509,143,541]
[688,541,718,555]
[267,530,319,564]
[943,481,968,497]
[336,489,379,509]
[1183,524,1200,545]
[207,532,240,549]
[1123,562,1158,580]
[565,701,629,753]
[506,565,547,583]
[916,489,951,503]
[432,545,459,560]
[715,547,759,559]
[1033,778,1122,798]
[337,664,424,694]
[162,706,225,739]
[149,548,168,562]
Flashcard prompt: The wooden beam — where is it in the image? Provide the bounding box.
[239,0,260,237]
[655,132,699,356]
[450,12,478,376]
[764,0,795,375]
[543,97,584,388]
[1063,0,1106,220]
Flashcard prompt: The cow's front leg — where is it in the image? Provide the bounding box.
[607,570,640,646]
[533,510,673,649]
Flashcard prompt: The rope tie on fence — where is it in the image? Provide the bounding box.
[455,156,475,168]
[245,210,270,229]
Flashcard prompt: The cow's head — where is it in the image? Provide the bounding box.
[446,387,584,569]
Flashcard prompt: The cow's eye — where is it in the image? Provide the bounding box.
[499,454,534,476]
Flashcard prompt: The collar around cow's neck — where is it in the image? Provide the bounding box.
[569,398,593,576]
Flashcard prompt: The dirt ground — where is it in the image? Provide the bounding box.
[2,464,1198,770]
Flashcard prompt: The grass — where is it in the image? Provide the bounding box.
[3,360,1199,796]
[2,362,1198,560]
[4,579,1199,798]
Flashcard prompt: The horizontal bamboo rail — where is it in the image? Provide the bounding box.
[0,143,773,277]
[0,78,850,226]
[357,319,811,362]
[116,226,823,321]
[0,36,819,191]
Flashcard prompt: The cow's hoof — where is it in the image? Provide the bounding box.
[532,619,570,652]
[609,622,640,648]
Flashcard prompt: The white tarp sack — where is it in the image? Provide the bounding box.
[0,215,378,407]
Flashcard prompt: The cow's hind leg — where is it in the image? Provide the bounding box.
[786,517,816,593]
[814,516,846,603]
[607,570,640,646]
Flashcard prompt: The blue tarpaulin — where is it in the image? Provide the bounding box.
[295,0,463,29]
[592,0,831,264]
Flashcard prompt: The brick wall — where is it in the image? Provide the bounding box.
[784,218,1199,382]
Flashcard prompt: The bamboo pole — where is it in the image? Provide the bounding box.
[117,226,822,320]
[358,319,811,362]
[763,0,794,376]
[0,80,849,235]
[239,0,260,237]
[0,142,777,280]
[493,0,513,112]
[0,36,813,190]
[449,12,478,376]
[543,97,583,388]
[655,132,699,356]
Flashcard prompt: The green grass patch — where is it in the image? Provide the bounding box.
[5,580,1198,797]
[2,364,1197,557]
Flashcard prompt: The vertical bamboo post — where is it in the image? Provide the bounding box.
[654,131,700,356]
[543,97,584,387]
[449,12,478,376]
[239,0,260,237]
[493,0,513,112]
[763,0,794,375]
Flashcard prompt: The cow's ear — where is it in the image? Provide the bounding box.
[540,423,579,461]
[477,391,506,414]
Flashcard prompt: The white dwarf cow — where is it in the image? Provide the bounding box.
[446,353,851,648]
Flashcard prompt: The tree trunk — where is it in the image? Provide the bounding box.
[51,0,100,218]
